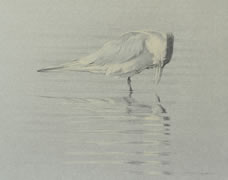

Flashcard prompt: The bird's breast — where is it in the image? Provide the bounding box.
[145,35,167,63]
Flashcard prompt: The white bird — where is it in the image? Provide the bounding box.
[38,30,174,91]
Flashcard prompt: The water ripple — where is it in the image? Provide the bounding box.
[39,91,172,176]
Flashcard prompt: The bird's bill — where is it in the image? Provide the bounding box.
[154,63,163,85]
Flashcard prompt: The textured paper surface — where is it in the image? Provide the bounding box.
[0,0,227,179]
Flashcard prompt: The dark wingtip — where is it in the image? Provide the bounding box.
[37,69,44,72]
[37,66,64,72]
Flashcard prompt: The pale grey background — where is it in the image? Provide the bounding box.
[0,0,228,179]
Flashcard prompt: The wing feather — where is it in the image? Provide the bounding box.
[79,32,147,65]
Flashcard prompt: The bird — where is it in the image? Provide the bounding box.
[37,30,174,92]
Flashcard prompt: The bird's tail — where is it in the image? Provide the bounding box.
[37,65,65,72]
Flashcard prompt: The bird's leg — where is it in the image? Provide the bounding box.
[129,91,133,98]
[127,77,133,93]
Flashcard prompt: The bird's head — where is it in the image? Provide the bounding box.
[162,33,174,68]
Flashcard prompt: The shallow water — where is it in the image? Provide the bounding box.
[1,0,228,179]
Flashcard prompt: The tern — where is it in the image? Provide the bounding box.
[38,31,174,91]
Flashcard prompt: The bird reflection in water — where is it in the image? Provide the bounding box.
[41,91,172,176]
